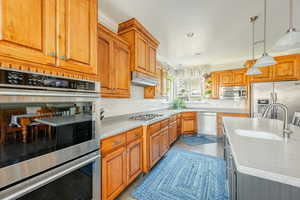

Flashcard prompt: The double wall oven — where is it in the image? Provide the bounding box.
[0,68,101,200]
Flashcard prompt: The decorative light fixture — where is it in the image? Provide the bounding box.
[254,0,277,67]
[246,16,262,75]
[273,0,300,51]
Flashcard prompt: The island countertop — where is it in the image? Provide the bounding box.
[223,117,300,188]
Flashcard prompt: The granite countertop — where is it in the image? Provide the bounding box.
[223,117,300,188]
[99,108,248,139]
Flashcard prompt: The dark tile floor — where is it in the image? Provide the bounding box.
[117,139,224,200]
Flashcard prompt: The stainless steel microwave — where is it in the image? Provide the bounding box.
[220,86,247,100]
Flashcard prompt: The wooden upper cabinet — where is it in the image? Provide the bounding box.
[233,69,247,85]
[98,30,113,95]
[118,18,159,77]
[136,34,148,72]
[249,66,273,82]
[113,41,131,97]
[211,72,220,99]
[0,0,56,65]
[219,71,233,86]
[273,55,300,81]
[98,24,130,98]
[58,0,97,74]
[148,43,157,74]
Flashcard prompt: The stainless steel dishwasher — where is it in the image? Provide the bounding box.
[197,112,217,135]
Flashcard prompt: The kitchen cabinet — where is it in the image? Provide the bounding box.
[219,71,234,86]
[177,114,182,136]
[102,146,127,200]
[233,69,247,85]
[216,113,250,136]
[118,18,160,77]
[247,54,300,82]
[0,0,98,79]
[98,24,130,98]
[169,121,177,145]
[149,130,161,168]
[144,63,167,99]
[211,72,220,99]
[159,127,169,157]
[219,69,247,86]
[144,86,156,98]
[101,127,143,200]
[181,112,197,135]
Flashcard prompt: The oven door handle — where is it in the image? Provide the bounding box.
[0,152,100,200]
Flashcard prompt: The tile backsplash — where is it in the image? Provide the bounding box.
[100,85,246,118]
[100,85,169,118]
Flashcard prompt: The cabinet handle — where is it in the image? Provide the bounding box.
[112,141,121,146]
[134,133,139,137]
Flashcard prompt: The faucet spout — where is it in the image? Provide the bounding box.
[262,103,292,138]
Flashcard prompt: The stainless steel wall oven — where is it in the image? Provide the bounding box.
[0,68,101,200]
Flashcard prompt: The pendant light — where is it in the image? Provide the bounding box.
[246,16,262,75]
[274,0,300,51]
[254,0,277,67]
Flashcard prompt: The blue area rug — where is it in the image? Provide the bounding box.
[179,134,217,146]
[132,148,228,200]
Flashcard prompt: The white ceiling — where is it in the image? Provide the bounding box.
[99,0,300,67]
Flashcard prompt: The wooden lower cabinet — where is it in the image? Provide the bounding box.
[127,139,143,184]
[168,121,177,145]
[160,127,169,157]
[102,146,127,200]
[181,112,197,135]
[149,130,161,168]
[101,127,143,200]
[216,113,250,136]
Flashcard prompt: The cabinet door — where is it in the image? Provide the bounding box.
[113,41,130,97]
[144,86,156,98]
[169,122,177,145]
[127,139,142,184]
[136,34,148,72]
[249,66,273,82]
[148,43,157,74]
[160,127,169,156]
[273,58,298,81]
[102,147,127,200]
[219,71,233,86]
[149,131,161,168]
[0,0,56,66]
[211,72,220,99]
[182,118,196,134]
[233,69,246,85]
[58,0,97,74]
[98,31,114,96]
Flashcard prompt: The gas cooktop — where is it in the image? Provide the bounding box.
[129,114,164,121]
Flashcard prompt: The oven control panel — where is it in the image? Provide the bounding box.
[0,68,95,91]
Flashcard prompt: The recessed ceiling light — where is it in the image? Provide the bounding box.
[195,52,202,56]
[186,32,195,38]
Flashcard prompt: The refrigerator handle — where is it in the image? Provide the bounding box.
[275,92,278,103]
[270,93,274,104]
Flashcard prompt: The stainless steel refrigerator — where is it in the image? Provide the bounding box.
[251,81,300,122]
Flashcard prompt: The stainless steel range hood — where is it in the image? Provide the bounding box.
[131,72,158,86]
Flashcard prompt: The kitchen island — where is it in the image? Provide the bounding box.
[223,117,300,200]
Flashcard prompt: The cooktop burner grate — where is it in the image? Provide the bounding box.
[129,114,164,121]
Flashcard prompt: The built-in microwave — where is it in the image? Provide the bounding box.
[220,86,247,100]
[0,67,102,200]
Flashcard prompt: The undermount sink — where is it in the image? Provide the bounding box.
[235,129,283,141]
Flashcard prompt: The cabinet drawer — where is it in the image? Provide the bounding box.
[148,121,161,134]
[170,115,177,122]
[161,119,169,128]
[101,133,126,154]
[181,112,196,118]
[126,126,142,143]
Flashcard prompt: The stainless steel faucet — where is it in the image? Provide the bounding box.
[262,103,293,138]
